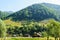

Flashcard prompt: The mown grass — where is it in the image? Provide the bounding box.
[0,37,55,40]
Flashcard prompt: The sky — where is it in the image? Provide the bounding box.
[0,0,60,12]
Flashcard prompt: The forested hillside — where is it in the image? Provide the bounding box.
[6,3,58,21]
[42,3,60,11]
[0,11,13,19]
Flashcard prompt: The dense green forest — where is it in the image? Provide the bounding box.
[0,3,60,40]
[6,3,58,21]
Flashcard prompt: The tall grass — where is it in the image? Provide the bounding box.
[0,37,55,40]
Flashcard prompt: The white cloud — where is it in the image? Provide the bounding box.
[48,0,59,4]
[28,0,60,5]
[41,0,60,5]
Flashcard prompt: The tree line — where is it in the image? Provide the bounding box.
[0,19,60,40]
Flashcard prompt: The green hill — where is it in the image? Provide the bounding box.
[0,11,13,19]
[6,3,58,21]
[42,3,60,11]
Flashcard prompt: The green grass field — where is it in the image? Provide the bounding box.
[0,37,55,40]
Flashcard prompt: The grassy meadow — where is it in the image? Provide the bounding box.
[0,37,55,40]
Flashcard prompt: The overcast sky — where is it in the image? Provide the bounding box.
[0,0,60,12]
